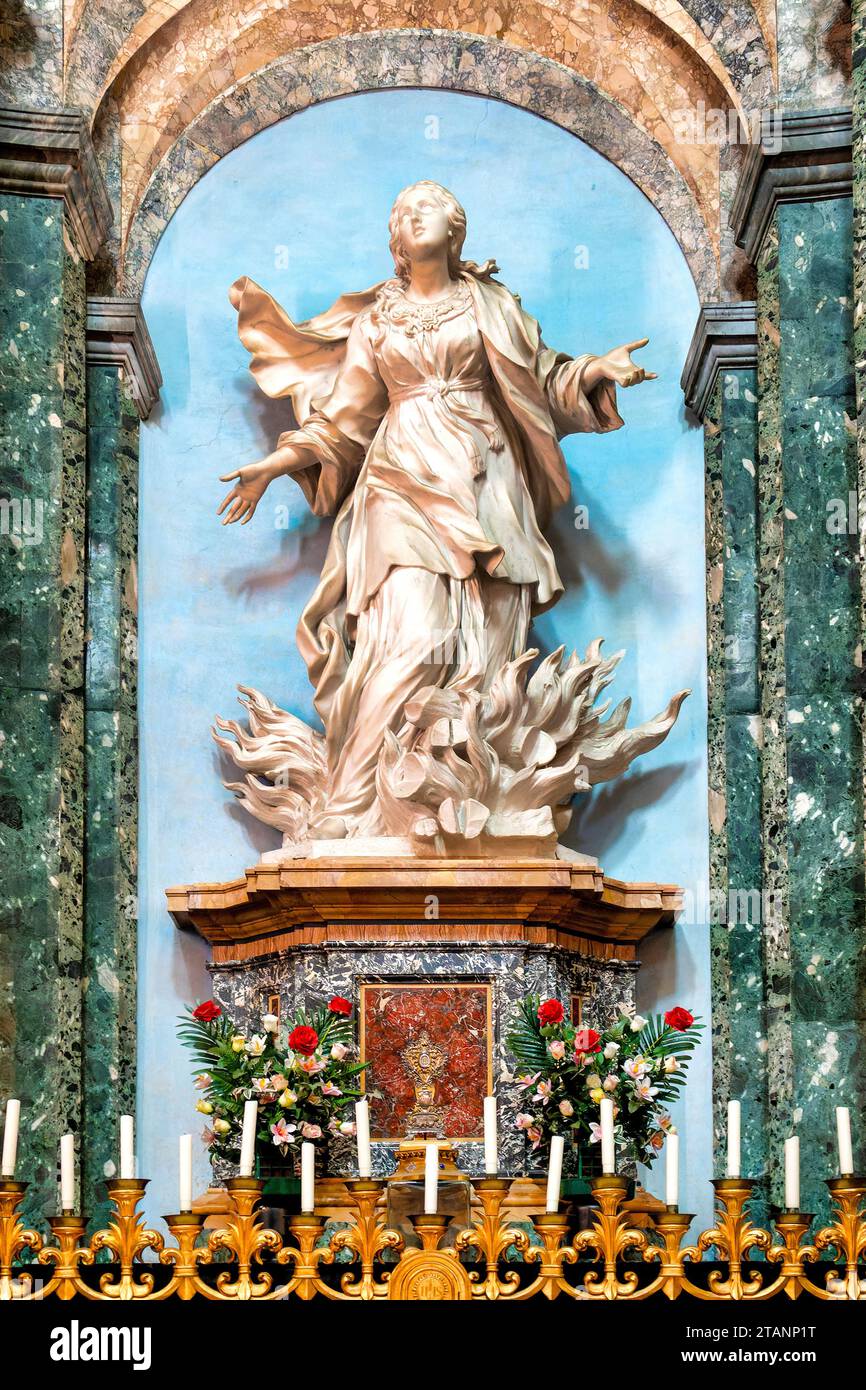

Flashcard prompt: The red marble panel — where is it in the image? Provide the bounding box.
[360,983,491,1140]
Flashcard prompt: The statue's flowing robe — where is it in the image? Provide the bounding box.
[230,272,623,832]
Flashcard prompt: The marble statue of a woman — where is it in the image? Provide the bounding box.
[215,181,688,855]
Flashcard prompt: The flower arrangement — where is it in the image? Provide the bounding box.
[507,997,703,1165]
[177,996,366,1167]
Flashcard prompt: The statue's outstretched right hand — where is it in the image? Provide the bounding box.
[218,446,303,525]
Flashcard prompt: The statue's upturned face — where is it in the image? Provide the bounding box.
[395,187,451,262]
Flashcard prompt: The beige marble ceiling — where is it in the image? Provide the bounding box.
[49,0,786,282]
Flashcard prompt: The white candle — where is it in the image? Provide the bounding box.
[119,1114,134,1180]
[300,1142,315,1213]
[836,1107,854,1176]
[239,1100,258,1178]
[600,1098,615,1174]
[60,1134,75,1211]
[546,1134,565,1212]
[483,1096,498,1175]
[424,1142,438,1214]
[784,1136,800,1209]
[1,1099,20,1178]
[355,1099,371,1178]
[726,1100,741,1178]
[665,1133,679,1207]
[179,1134,193,1212]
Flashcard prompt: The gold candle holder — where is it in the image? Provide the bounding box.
[281,1212,331,1300]
[811,1176,866,1300]
[0,1181,43,1301]
[571,1175,651,1300]
[765,1210,816,1300]
[86,1178,164,1300]
[160,1212,207,1300]
[454,1177,531,1300]
[205,1176,283,1300]
[410,1212,448,1252]
[39,1213,90,1300]
[681,1178,771,1299]
[523,1211,574,1300]
[327,1178,404,1300]
[641,1208,693,1300]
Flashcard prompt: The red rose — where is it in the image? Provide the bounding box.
[288,1025,319,1056]
[537,998,565,1026]
[192,1000,221,1023]
[573,1028,602,1054]
[328,996,352,1016]
[665,1007,694,1032]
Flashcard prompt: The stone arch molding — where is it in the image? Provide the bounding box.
[122,30,718,299]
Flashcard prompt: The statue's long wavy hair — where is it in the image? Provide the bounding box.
[388,181,498,284]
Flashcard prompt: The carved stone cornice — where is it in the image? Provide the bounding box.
[86,296,162,419]
[730,107,852,263]
[166,857,684,964]
[0,105,113,261]
[681,301,758,420]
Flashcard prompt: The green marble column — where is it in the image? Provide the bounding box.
[0,109,111,1223]
[732,111,863,1220]
[0,193,88,1220]
[82,300,159,1225]
[855,2,866,736]
[683,306,767,1217]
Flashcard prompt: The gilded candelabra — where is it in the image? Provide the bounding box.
[1,1168,864,1301]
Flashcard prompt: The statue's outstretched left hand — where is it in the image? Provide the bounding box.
[595,338,658,389]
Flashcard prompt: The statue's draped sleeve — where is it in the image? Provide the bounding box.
[229,275,387,515]
[467,278,623,528]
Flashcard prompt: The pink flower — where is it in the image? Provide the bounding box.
[329,1118,356,1137]
[589,1121,603,1145]
[271,1118,297,1147]
[548,1040,566,1061]
[515,1112,535,1131]
[301,1123,323,1140]
[527,1126,543,1150]
[633,1078,658,1103]
[194,1074,211,1090]
[603,1075,619,1092]
[535,1080,553,1105]
[201,1126,216,1146]
[330,1042,349,1061]
[321,1081,342,1097]
[623,1056,650,1080]
[297,1054,326,1074]
[516,1072,541,1089]
[558,1099,574,1117]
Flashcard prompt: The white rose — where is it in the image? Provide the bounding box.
[330,1042,349,1061]
[630,1015,648,1032]
[262,1013,279,1034]
[603,1042,620,1059]
[664,1056,679,1074]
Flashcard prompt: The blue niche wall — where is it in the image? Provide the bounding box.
[139,89,710,1227]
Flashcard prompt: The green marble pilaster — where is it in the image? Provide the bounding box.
[754,219,795,1202]
[854,1,866,890]
[753,195,863,1220]
[777,198,863,1207]
[82,363,140,1227]
[0,111,112,1225]
[0,195,87,1222]
[683,306,765,1204]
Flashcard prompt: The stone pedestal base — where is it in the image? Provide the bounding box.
[167,856,682,1177]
